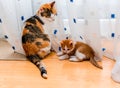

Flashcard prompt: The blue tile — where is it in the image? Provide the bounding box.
[66,37,69,39]
[80,36,83,40]
[4,35,8,39]
[59,47,61,51]
[111,33,115,38]
[12,46,15,50]
[111,14,115,19]
[0,18,2,23]
[64,27,67,31]
[21,16,24,21]
[102,48,106,51]
[73,18,76,23]
[54,29,57,35]
[70,0,74,3]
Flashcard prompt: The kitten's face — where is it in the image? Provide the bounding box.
[37,1,57,21]
[60,39,74,54]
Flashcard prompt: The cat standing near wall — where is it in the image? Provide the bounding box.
[57,39,103,69]
[22,1,57,79]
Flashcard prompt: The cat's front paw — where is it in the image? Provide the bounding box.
[57,52,63,56]
[58,55,69,60]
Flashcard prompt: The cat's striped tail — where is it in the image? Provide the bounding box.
[27,55,47,79]
[36,61,47,79]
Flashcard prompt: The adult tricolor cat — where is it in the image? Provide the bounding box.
[22,1,57,79]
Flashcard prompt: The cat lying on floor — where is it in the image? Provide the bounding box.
[57,39,103,69]
[22,1,57,79]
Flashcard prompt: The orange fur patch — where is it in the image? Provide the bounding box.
[75,42,95,58]
[22,43,39,56]
[23,29,29,35]
[38,2,57,15]
[41,4,51,9]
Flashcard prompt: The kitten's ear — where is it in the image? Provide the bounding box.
[60,40,63,46]
[69,40,73,46]
[50,1,55,8]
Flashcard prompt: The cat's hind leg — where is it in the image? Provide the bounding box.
[75,50,86,61]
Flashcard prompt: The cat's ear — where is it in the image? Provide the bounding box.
[69,40,73,46]
[60,40,64,46]
[37,7,44,16]
[39,8,44,13]
[50,1,55,8]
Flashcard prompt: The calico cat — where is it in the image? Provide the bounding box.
[22,1,57,79]
[57,39,103,69]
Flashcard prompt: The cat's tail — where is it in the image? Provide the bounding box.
[38,61,48,79]
[90,57,103,69]
[27,55,47,79]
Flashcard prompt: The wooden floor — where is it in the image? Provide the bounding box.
[0,54,120,88]
[0,40,120,88]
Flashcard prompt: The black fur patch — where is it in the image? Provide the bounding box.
[41,8,51,18]
[27,54,42,63]
[22,33,36,43]
[26,15,44,25]
[36,42,42,46]
[25,25,43,34]
[33,15,44,25]
[37,34,50,41]
[26,17,36,24]
[40,67,47,75]
[24,25,50,41]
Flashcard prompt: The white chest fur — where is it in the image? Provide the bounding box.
[40,43,51,54]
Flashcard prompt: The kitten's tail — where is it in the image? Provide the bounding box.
[27,55,47,79]
[90,57,103,69]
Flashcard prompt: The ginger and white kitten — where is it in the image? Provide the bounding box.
[22,1,57,79]
[57,39,103,69]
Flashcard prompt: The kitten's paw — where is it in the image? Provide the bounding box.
[58,55,69,60]
[69,57,80,62]
[57,52,63,56]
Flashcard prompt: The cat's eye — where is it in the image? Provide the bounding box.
[67,49,70,50]
[63,49,65,50]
